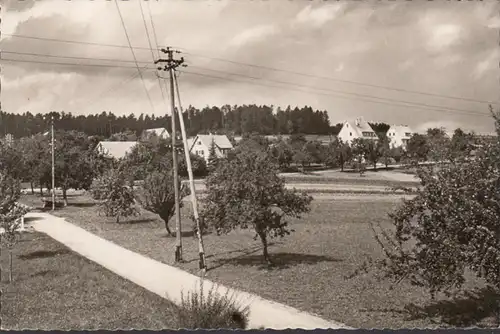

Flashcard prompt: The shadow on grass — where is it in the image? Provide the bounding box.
[19,249,70,260]
[68,202,96,208]
[212,250,343,270]
[404,286,500,327]
[24,216,44,223]
[30,270,54,278]
[363,286,500,328]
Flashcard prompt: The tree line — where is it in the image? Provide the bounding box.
[0,104,398,140]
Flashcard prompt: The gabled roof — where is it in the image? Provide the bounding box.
[143,127,170,138]
[343,117,376,138]
[189,134,233,151]
[96,141,137,160]
[388,125,414,137]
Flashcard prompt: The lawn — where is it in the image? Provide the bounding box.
[0,231,179,330]
[19,192,496,329]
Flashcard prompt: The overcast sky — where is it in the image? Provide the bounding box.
[2,0,499,134]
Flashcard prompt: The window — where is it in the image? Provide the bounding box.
[350,132,352,136]
[362,132,375,137]
[197,141,202,145]
[405,132,411,137]
[346,124,349,128]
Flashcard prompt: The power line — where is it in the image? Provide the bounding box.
[187,65,485,116]
[2,57,149,69]
[114,0,155,114]
[4,53,491,118]
[176,70,492,118]
[2,50,151,64]
[182,52,500,106]
[4,49,487,117]
[141,1,168,109]
[4,33,497,106]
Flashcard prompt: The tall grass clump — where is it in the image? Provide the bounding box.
[175,279,250,329]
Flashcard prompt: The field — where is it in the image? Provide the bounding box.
[19,191,497,329]
[0,231,178,330]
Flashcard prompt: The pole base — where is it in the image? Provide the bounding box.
[175,246,183,262]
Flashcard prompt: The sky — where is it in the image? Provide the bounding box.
[1,0,499,134]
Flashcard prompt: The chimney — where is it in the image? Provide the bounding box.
[355,117,360,126]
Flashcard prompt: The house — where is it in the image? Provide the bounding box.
[386,125,414,149]
[337,117,378,145]
[187,134,234,162]
[142,127,170,140]
[95,141,137,160]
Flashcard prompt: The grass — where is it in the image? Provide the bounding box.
[0,231,178,330]
[19,192,497,329]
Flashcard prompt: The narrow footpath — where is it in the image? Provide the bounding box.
[26,212,351,330]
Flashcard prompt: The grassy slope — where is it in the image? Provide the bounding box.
[19,193,496,329]
[0,231,178,330]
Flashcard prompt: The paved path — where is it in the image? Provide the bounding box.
[26,212,350,330]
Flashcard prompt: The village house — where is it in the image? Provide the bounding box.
[386,124,414,149]
[142,127,170,140]
[336,117,378,145]
[187,134,233,162]
[95,141,137,160]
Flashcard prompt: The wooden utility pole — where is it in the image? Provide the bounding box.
[51,115,55,211]
[155,48,184,262]
[173,72,207,271]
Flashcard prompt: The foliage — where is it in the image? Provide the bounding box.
[449,128,475,162]
[135,171,188,236]
[0,172,30,283]
[202,150,312,264]
[268,139,294,171]
[390,146,405,164]
[325,139,352,171]
[353,108,500,299]
[175,279,249,329]
[351,138,381,169]
[207,138,219,173]
[90,169,139,223]
[108,130,138,141]
[406,134,430,165]
[425,127,451,163]
[377,134,392,168]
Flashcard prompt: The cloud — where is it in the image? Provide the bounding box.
[230,24,278,48]
[295,3,345,28]
[473,49,500,80]
[427,23,465,52]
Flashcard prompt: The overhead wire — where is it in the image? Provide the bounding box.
[175,70,493,118]
[3,33,497,106]
[114,0,155,114]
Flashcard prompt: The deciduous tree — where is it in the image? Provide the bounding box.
[136,171,188,236]
[202,151,312,265]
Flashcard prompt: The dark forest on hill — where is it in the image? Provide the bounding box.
[0,104,389,139]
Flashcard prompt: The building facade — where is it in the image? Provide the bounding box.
[386,125,414,149]
[336,117,377,145]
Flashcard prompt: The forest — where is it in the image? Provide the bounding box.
[0,104,390,139]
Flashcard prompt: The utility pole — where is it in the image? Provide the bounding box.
[155,47,184,263]
[51,115,55,211]
[173,72,207,271]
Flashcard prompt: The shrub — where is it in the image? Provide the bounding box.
[174,279,250,329]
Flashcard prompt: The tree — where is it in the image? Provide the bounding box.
[202,151,312,264]
[268,139,294,171]
[136,171,188,236]
[90,168,139,223]
[377,134,392,169]
[109,130,137,141]
[449,128,474,162]
[325,139,352,171]
[207,138,219,173]
[354,108,500,300]
[406,134,430,165]
[0,172,30,283]
[426,127,451,163]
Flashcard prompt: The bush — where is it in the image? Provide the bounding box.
[174,279,250,329]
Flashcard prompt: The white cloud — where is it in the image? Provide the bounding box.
[427,23,464,52]
[230,24,277,48]
[295,3,345,28]
[473,49,500,80]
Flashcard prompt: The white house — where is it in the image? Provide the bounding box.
[142,127,170,140]
[337,117,378,145]
[95,141,138,160]
[187,134,233,162]
[386,125,414,149]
